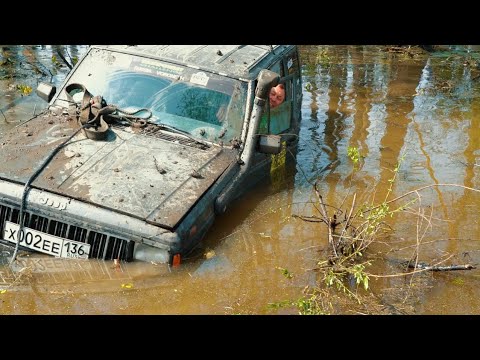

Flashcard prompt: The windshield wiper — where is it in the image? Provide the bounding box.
[105,107,211,149]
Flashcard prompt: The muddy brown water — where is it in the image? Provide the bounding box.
[1,45,480,315]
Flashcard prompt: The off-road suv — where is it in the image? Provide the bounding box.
[0,45,302,264]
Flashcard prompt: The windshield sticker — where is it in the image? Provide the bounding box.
[131,59,184,79]
[287,58,293,69]
[190,72,209,86]
[133,65,154,74]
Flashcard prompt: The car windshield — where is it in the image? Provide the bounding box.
[54,47,248,144]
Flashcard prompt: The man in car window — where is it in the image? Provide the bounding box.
[257,83,286,134]
[269,83,285,109]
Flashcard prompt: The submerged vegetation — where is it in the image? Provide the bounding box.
[265,45,480,315]
[270,144,480,315]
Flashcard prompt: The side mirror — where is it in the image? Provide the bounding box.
[258,134,282,154]
[255,69,280,100]
[36,82,56,103]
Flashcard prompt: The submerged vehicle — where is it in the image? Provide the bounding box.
[0,45,302,265]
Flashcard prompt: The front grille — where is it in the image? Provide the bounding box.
[0,203,133,261]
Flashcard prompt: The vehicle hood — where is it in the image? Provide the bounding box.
[0,113,236,229]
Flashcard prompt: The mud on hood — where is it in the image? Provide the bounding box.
[0,113,236,229]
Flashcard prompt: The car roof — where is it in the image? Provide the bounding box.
[94,45,296,81]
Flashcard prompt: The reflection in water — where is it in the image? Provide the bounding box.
[0,45,89,138]
[2,45,480,314]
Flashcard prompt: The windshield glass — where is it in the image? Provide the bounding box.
[54,47,248,144]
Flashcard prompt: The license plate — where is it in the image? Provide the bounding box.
[3,221,90,259]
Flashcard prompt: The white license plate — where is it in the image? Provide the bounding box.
[3,221,90,259]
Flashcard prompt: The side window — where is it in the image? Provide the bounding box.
[258,55,296,135]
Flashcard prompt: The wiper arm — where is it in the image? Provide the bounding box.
[105,107,210,148]
[155,123,210,148]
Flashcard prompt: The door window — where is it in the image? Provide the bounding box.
[258,54,298,135]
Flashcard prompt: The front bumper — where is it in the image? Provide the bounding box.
[0,179,178,263]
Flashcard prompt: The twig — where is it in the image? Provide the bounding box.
[63,47,75,66]
[0,109,8,123]
[407,263,475,271]
[369,254,455,278]
[291,214,325,223]
[55,49,73,70]
[23,59,49,77]
[297,245,325,252]
[410,191,422,280]
[385,237,480,254]
[363,184,480,216]
[314,181,329,221]
[314,181,337,256]
[340,193,356,239]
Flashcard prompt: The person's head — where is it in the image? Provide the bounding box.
[269,83,285,109]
